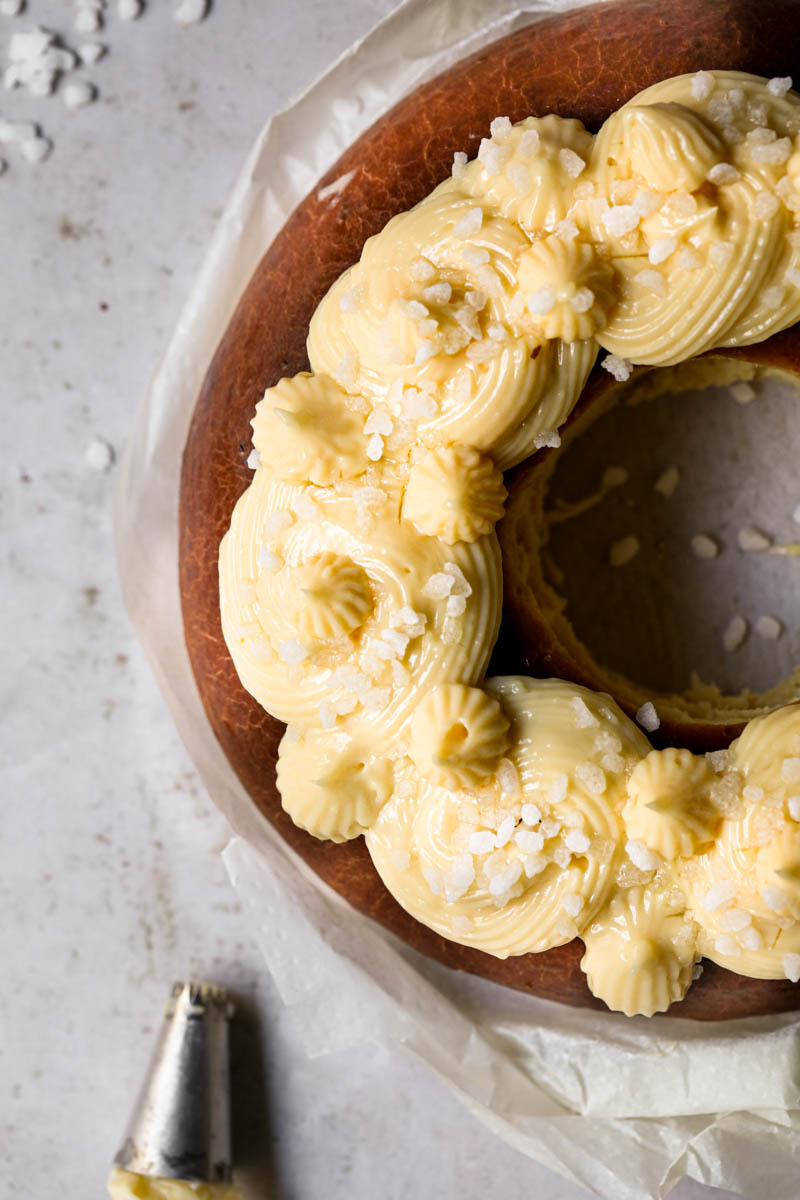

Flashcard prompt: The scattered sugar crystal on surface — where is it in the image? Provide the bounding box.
[414,339,437,367]
[558,147,585,178]
[719,908,751,932]
[263,509,293,540]
[514,829,544,854]
[441,615,461,644]
[635,701,660,732]
[691,533,720,559]
[335,349,359,388]
[278,638,308,665]
[750,137,792,165]
[562,892,584,917]
[654,465,680,497]
[453,914,473,933]
[521,802,542,826]
[569,287,594,312]
[691,70,714,100]
[318,702,337,730]
[707,162,740,185]
[391,849,411,871]
[362,686,391,712]
[730,381,755,405]
[648,236,677,265]
[601,204,640,237]
[423,281,451,304]
[409,256,436,282]
[709,240,735,267]
[339,285,363,313]
[762,885,789,910]
[787,795,800,821]
[723,615,748,652]
[509,163,531,194]
[494,815,516,848]
[63,79,95,108]
[601,751,625,774]
[488,861,522,896]
[364,408,393,436]
[451,150,468,180]
[756,615,783,640]
[742,785,764,804]
[785,267,800,289]
[767,75,793,96]
[523,854,547,878]
[245,447,260,470]
[85,436,114,471]
[490,115,512,140]
[422,572,454,600]
[445,594,466,618]
[473,263,503,296]
[570,696,598,728]
[714,934,741,957]
[527,286,555,315]
[555,217,579,241]
[782,757,800,783]
[564,830,590,854]
[118,0,143,18]
[446,854,476,901]
[424,866,443,896]
[466,338,502,363]
[703,879,737,912]
[548,774,568,805]
[741,926,763,951]
[609,535,639,567]
[518,128,540,157]
[486,320,507,342]
[469,830,496,855]
[258,547,282,572]
[293,492,320,522]
[333,695,358,716]
[453,206,483,238]
[601,353,633,382]
[783,953,800,983]
[532,430,561,450]
[20,135,51,162]
[497,759,520,795]
[365,433,384,461]
[462,246,490,266]
[382,628,409,657]
[738,526,772,552]
[634,269,665,294]
[762,284,784,310]
[625,838,660,871]
[174,0,210,22]
[753,190,780,218]
[676,247,702,271]
[442,562,471,596]
[539,818,562,838]
[477,137,511,175]
[632,189,660,218]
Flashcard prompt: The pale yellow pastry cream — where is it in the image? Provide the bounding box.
[220,72,800,1015]
[107,1168,238,1200]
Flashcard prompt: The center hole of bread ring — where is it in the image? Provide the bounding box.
[500,355,800,743]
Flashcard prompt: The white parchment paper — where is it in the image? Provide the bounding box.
[113,2,800,1196]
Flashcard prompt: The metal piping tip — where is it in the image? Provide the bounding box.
[113,981,234,1183]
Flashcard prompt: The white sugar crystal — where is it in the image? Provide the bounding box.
[741,926,763,951]
[63,79,95,109]
[463,247,490,267]
[709,240,735,267]
[634,269,665,295]
[625,839,660,871]
[445,594,467,618]
[527,286,556,315]
[509,163,531,194]
[539,818,562,838]
[742,784,764,804]
[381,628,409,657]
[738,526,772,551]
[423,281,452,304]
[559,147,585,178]
[453,915,473,933]
[518,128,540,158]
[703,879,737,911]
[676,247,702,271]
[118,0,143,18]
[783,953,800,983]
[362,686,391,712]
[318,702,337,730]
[654,465,680,497]
[469,830,496,856]
[514,828,544,854]
[723,615,748,652]
[497,759,520,796]
[768,75,793,96]
[754,190,780,218]
[786,267,800,288]
[414,339,437,367]
[335,349,359,388]
[524,854,547,878]
[602,204,640,237]
[521,802,542,826]
[391,606,426,634]
[782,757,800,783]
[279,639,308,665]
[477,137,511,175]
[569,286,594,312]
[730,380,755,405]
[649,236,677,265]
[750,137,792,164]
[245,447,260,470]
[488,861,522,896]
[609,535,639,567]
[756,614,783,640]
[564,830,590,854]
[365,433,384,461]
[691,533,720,559]
[473,263,503,296]
[338,285,363,313]
[445,854,476,901]
[719,908,751,932]
[562,892,584,917]
[364,408,393,436]
[422,572,454,600]
[551,844,573,869]
[490,115,512,140]
[714,934,741,957]
[263,509,292,540]
[532,430,561,450]
[409,256,437,282]
[442,562,472,597]
[453,206,483,238]
[494,815,516,848]
[636,701,660,732]
[293,493,320,521]
[692,70,714,100]
[762,284,784,309]
[556,217,579,241]
[707,162,740,185]
[391,848,411,871]
[601,353,633,382]
[570,696,597,728]
[465,336,501,365]
[174,0,209,22]
[762,885,789,911]
[548,774,568,806]
[258,547,282,572]
[20,135,51,162]
[451,150,468,180]
[85,436,114,471]
[424,866,443,896]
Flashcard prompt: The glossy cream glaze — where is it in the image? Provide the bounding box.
[219,72,800,1015]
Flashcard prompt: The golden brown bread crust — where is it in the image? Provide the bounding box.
[180,0,800,1018]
